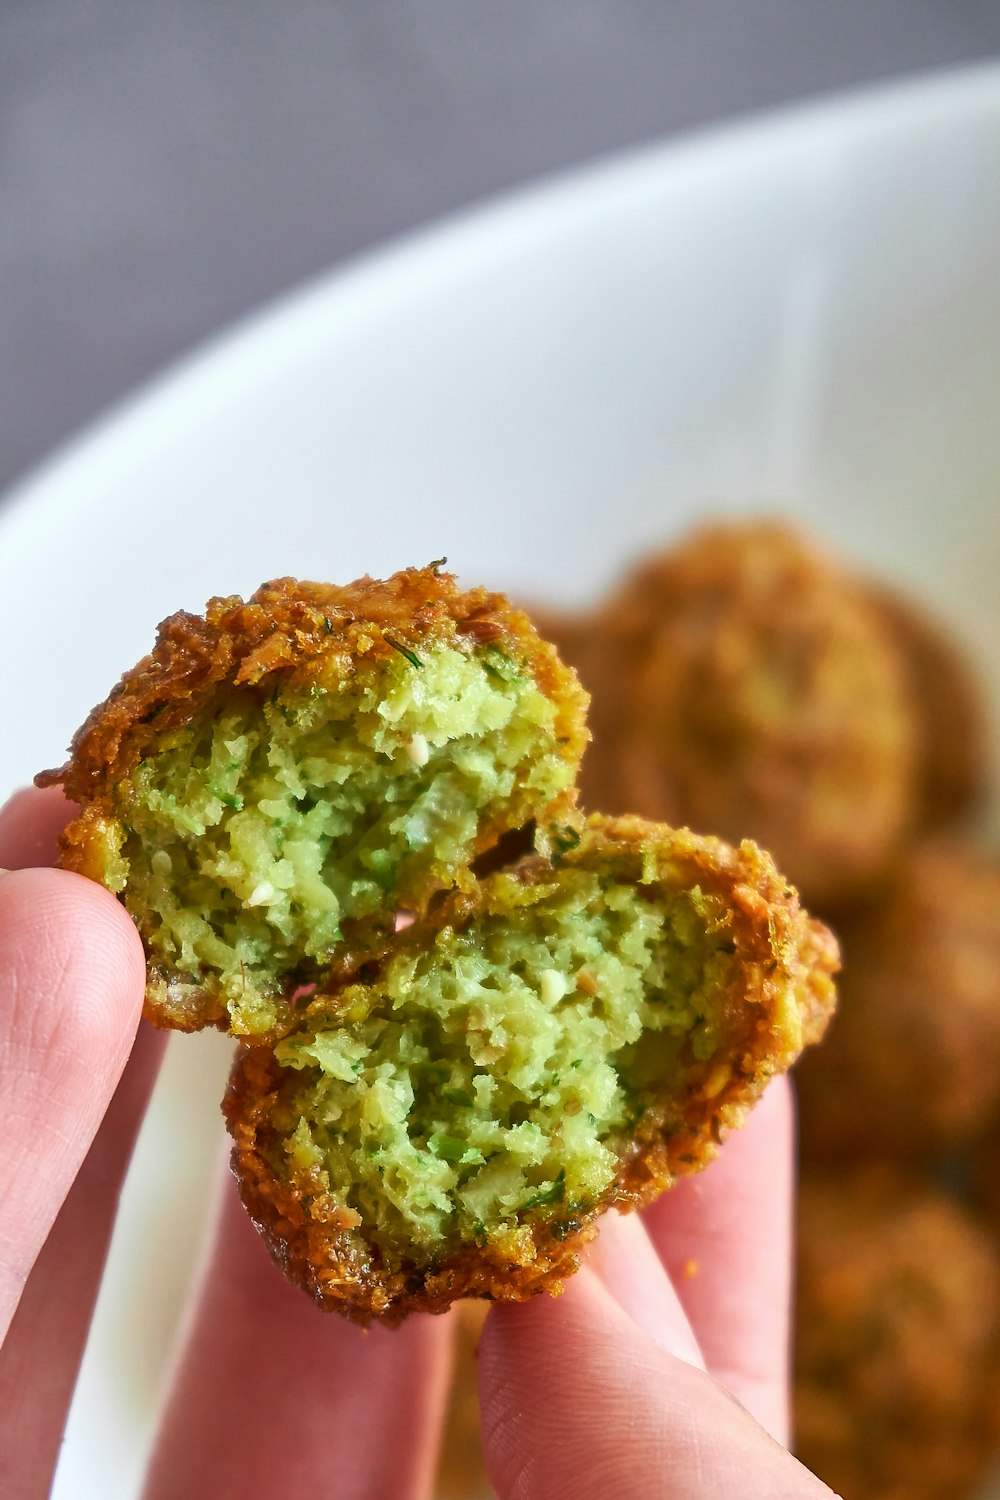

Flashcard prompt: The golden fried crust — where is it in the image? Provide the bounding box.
[37,568,588,1037]
[40,567,585,808]
[553,522,920,908]
[795,1168,1000,1500]
[225,814,838,1325]
[797,840,1000,1161]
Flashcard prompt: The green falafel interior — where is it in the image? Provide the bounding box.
[46,570,587,1037]
[229,819,836,1320]
[269,863,742,1269]
[40,568,838,1323]
[118,641,571,1034]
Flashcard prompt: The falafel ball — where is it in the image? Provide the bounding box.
[795,1168,1000,1500]
[552,522,919,908]
[797,840,1000,1161]
[867,584,990,830]
[225,814,838,1324]
[38,568,588,1039]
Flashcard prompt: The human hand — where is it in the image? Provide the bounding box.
[0,787,452,1500]
[0,787,837,1499]
[0,786,153,1495]
[478,1081,840,1498]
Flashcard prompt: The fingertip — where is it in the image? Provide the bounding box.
[0,786,75,869]
[641,1076,795,1446]
[0,867,147,1330]
[478,1269,832,1500]
[479,1273,702,1500]
[584,1211,705,1367]
[478,1270,659,1469]
[757,1072,795,1139]
[0,867,146,1051]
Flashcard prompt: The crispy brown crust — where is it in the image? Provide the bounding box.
[37,568,589,1037]
[42,567,585,805]
[225,813,838,1325]
[540,523,921,908]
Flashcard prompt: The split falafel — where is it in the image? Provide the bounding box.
[39,564,837,1322]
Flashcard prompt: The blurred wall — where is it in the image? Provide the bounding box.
[3,0,1000,492]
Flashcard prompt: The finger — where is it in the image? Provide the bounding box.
[640,1077,795,1443]
[0,861,150,1496]
[143,1183,454,1500]
[0,1024,165,1499]
[585,1210,705,1368]
[0,785,76,870]
[478,1265,836,1500]
[0,868,147,1337]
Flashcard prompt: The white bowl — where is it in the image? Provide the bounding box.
[2,60,999,1499]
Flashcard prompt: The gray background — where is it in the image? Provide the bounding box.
[3,1,1000,495]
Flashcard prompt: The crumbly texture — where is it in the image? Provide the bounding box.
[797,841,1000,1161]
[39,569,587,1037]
[534,522,920,909]
[226,814,837,1324]
[795,1168,1000,1500]
[40,561,839,1327]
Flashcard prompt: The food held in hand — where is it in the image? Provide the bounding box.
[40,564,837,1323]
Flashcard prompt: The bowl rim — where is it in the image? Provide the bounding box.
[2,57,1000,558]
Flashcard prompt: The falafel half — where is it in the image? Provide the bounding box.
[226,814,838,1324]
[38,568,588,1038]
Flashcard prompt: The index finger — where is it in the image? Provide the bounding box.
[640,1076,794,1444]
[0,786,155,1497]
[0,785,75,869]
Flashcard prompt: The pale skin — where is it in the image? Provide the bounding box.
[0,787,838,1499]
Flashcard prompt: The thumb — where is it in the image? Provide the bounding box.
[0,867,146,1340]
[478,1263,838,1500]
